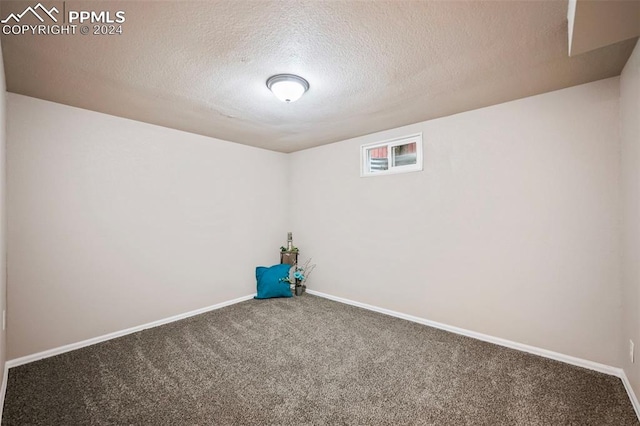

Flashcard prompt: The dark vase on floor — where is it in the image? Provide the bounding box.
[295,285,303,296]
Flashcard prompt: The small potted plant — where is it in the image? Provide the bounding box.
[281,258,316,296]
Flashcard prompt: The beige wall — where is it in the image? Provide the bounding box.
[621,40,640,399]
[0,40,7,391]
[6,94,288,359]
[290,78,622,366]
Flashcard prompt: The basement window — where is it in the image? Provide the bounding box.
[361,133,423,177]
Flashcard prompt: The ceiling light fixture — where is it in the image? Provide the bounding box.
[266,74,309,103]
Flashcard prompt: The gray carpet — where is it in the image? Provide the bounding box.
[2,294,638,425]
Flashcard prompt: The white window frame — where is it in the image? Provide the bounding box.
[360,133,423,177]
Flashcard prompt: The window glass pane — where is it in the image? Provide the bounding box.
[368,146,388,172]
[392,142,417,167]
[361,134,422,177]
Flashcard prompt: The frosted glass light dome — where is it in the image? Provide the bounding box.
[266,74,309,103]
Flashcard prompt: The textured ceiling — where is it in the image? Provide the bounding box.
[569,0,640,56]
[1,0,637,153]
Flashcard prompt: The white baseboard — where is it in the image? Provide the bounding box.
[620,369,640,420]
[306,290,620,375]
[307,289,640,420]
[2,289,638,422]
[5,294,255,369]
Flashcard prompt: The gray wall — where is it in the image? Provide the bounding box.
[621,39,640,402]
[7,94,288,359]
[0,38,7,397]
[290,78,622,367]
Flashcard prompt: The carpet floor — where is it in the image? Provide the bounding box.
[2,294,638,425]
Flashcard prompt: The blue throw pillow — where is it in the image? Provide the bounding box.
[255,264,293,299]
